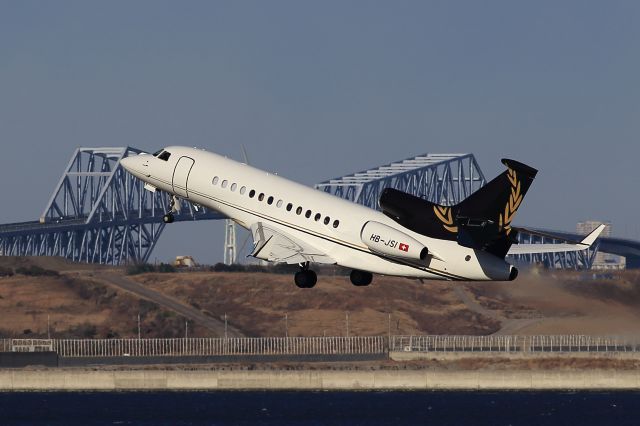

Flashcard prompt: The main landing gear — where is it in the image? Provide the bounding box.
[350,269,373,286]
[294,262,317,289]
[163,196,177,224]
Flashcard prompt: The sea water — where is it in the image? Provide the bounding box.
[1,391,639,425]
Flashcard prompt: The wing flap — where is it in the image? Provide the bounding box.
[250,222,336,265]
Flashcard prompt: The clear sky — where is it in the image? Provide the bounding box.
[1,1,639,264]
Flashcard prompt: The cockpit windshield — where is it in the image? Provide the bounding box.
[152,149,171,161]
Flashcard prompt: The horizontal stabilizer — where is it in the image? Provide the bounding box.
[508,224,605,255]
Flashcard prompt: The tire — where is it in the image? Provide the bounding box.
[350,270,372,286]
[294,270,317,288]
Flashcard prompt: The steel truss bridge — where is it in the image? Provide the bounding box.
[0,147,223,265]
[0,146,625,269]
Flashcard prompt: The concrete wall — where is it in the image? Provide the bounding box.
[1,369,640,391]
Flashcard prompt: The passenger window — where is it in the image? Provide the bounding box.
[258,193,265,201]
[267,196,274,205]
[249,190,256,198]
[276,200,283,208]
[333,220,340,228]
[296,207,303,215]
[231,183,237,192]
[212,176,219,185]
[286,203,293,211]
[158,151,171,161]
[240,186,246,195]
[324,216,330,225]
[221,180,228,188]
[314,213,321,222]
[305,210,312,218]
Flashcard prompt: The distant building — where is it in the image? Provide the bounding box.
[577,221,626,270]
[174,255,197,268]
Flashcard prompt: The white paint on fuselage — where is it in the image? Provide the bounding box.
[121,146,513,281]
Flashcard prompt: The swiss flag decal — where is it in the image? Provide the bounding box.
[399,243,409,252]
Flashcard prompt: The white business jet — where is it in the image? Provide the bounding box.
[120,147,604,288]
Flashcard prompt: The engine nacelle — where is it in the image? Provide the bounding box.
[360,221,428,261]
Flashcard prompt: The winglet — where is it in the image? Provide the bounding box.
[578,224,606,247]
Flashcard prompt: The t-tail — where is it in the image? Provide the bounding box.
[379,159,538,258]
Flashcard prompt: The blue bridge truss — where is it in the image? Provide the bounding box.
[0,147,222,264]
[0,146,624,269]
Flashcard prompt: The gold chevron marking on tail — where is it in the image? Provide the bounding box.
[433,205,458,233]
[507,168,517,187]
[501,168,522,232]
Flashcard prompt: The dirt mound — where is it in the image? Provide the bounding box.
[0,256,112,272]
[463,269,640,336]
[3,256,640,339]
[131,272,501,337]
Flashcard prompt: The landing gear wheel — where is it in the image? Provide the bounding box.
[294,270,317,289]
[163,213,175,224]
[350,270,373,286]
[163,196,177,224]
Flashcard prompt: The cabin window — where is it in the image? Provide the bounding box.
[249,190,256,198]
[212,176,219,185]
[276,200,283,208]
[333,220,340,228]
[221,180,228,188]
[258,193,265,201]
[286,203,293,211]
[230,183,237,192]
[267,196,274,205]
[296,207,303,215]
[305,210,312,218]
[314,213,321,222]
[240,186,246,195]
[324,216,330,225]
[158,151,171,161]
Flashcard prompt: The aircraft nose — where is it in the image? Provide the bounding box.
[120,156,135,173]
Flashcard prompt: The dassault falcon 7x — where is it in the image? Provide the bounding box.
[120,147,604,288]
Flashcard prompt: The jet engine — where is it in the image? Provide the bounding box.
[360,221,428,261]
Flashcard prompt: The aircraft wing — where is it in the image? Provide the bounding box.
[249,222,336,265]
[507,224,605,255]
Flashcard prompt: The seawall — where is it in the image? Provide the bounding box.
[2,369,640,391]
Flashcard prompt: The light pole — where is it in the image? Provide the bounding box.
[346,311,350,337]
[388,313,391,348]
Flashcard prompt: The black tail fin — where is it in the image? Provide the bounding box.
[379,158,538,257]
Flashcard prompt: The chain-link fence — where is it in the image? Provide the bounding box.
[390,335,640,353]
[29,336,385,357]
[3,335,639,357]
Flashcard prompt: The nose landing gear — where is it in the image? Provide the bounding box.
[163,196,179,224]
[294,262,317,288]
